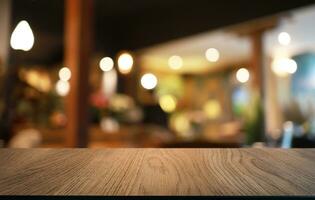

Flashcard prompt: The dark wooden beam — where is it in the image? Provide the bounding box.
[64,0,93,147]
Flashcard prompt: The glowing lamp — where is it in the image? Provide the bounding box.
[118,53,133,74]
[168,55,183,70]
[10,20,34,51]
[140,73,158,90]
[205,48,220,62]
[236,68,250,83]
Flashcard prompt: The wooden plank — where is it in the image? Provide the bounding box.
[64,0,93,147]
[0,149,314,195]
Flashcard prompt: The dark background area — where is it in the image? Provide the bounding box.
[10,0,315,65]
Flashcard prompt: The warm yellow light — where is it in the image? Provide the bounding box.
[58,67,71,81]
[140,73,157,90]
[38,76,51,92]
[56,80,70,96]
[203,100,221,119]
[159,94,177,113]
[10,20,34,51]
[25,70,51,92]
[271,58,297,77]
[26,70,39,87]
[172,114,191,134]
[205,48,220,62]
[109,94,134,112]
[118,53,133,74]
[236,68,250,83]
[168,55,183,70]
[278,32,291,46]
[99,57,114,72]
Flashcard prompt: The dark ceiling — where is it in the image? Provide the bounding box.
[10,0,315,65]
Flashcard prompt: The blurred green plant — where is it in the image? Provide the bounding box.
[243,91,264,145]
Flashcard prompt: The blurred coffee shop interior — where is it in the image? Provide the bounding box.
[1,0,315,148]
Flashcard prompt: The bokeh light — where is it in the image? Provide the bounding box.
[10,20,34,51]
[99,57,114,72]
[278,32,291,46]
[159,94,177,113]
[170,113,191,135]
[55,80,70,96]
[205,48,220,62]
[140,73,158,90]
[286,59,298,74]
[236,68,250,83]
[24,70,52,92]
[203,99,222,119]
[58,67,71,81]
[272,58,297,77]
[168,55,183,70]
[118,53,133,74]
[100,117,120,133]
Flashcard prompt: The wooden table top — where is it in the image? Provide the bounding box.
[0,148,315,196]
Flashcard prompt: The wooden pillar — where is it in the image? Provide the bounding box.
[230,16,279,99]
[231,17,281,144]
[0,0,11,68]
[249,30,266,142]
[0,0,13,145]
[64,0,93,147]
[250,31,264,97]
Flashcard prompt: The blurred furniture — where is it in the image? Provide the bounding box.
[16,123,244,148]
[0,148,314,195]
[203,120,244,144]
[88,124,175,148]
[35,124,175,148]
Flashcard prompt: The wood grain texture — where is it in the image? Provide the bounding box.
[0,148,315,196]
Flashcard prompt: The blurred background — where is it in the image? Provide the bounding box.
[1,0,315,148]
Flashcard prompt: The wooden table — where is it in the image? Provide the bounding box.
[0,148,315,196]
